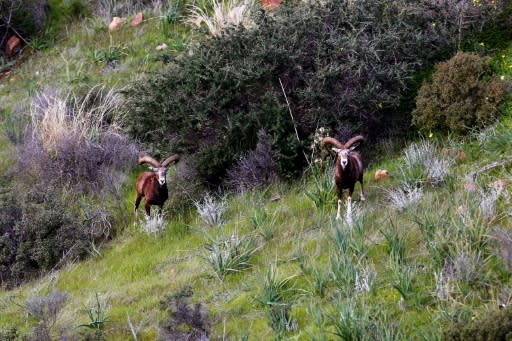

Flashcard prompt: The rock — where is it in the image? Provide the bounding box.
[270,195,281,202]
[262,0,283,9]
[131,12,144,27]
[374,169,389,181]
[6,35,21,56]
[441,148,454,156]
[156,43,168,51]
[109,17,125,31]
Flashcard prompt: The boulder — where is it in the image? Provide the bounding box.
[374,169,389,181]
[131,12,144,27]
[262,0,283,9]
[109,17,125,31]
[6,35,21,56]
[156,43,168,51]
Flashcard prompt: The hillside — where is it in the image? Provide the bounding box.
[1,0,512,340]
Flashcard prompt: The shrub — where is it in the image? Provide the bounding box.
[17,86,137,194]
[305,165,336,210]
[397,140,454,188]
[0,86,137,287]
[385,185,423,210]
[256,264,297,337]
[92,0,148,24]
[0,0,49,42]
[194,193,227,227]
[251,207,278,241]
[444,305,512,340]
[126,0,509,185]
[26,290,69,341]
[413,52,507,133]
[203,233,257,279]
[0,327,18,341]
[0,186,89,286]
[224,129,278,192]
[138,210,167,237]
[78,292,111,340]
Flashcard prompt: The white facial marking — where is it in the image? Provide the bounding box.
[339,150,349,169]
[157,168,167,185]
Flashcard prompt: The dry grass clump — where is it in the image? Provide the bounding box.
[187,0,255,36]
[194,193,227,227]
[385,185,423,210]
[30,86,125,154]
[17,86,137,193]
[225,129,278,192]
[138,211,167,237]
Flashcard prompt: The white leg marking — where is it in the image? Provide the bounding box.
[336,199,342,220]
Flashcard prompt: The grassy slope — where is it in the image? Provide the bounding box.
[1,3,512,340]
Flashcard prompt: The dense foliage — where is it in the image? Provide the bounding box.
[413,52,507,133]
[444,305,512,340]
[125,0,506,185]
[0,186,87,286]
[0,0,48,42]
[0,88,137,286]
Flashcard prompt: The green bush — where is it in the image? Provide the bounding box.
[0,0,49,40]
[125,0,506,185]
[0,185,88,286]
[444,305,512,340]
[413,52,507,133]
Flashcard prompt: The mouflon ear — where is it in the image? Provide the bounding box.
[332,148,341,154]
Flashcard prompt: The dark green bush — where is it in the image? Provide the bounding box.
[0,327,18,341]
[125,0,506,185]
[444,305,512,340]
[0,185,88,286]
[0,0,49,40]
[413,52,507,133]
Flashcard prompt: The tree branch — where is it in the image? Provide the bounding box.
[467,156,512,183]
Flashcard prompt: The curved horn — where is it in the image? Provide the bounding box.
[321,137,344,150]
[343,135,365,150]
[161,154,180,167]
[138,156,161,167]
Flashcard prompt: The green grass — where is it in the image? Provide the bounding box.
[2,143,511,339]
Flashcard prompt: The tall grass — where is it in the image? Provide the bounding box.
[194,193,227,227]
[251,208,279,241]
[203,233,258,279]
[30,86,126,154]
[187,0,254,36]
[398,140,453,188]
[256,264,297,337]
[138,211,167,237]
[305,166,335,210]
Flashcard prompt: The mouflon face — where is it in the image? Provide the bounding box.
[332,148,350,169]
